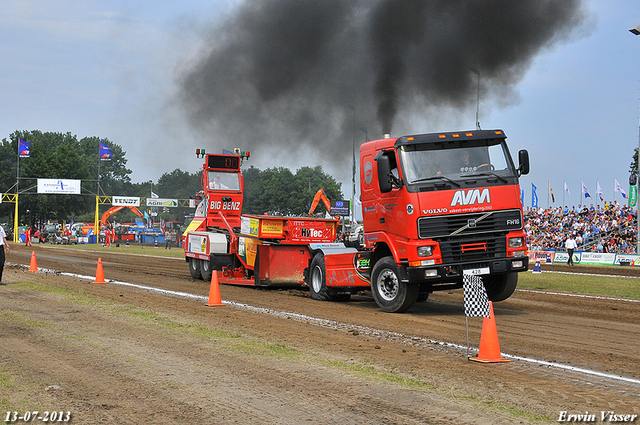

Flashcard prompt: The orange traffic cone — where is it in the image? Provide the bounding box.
[94,258,106,284]
[470,301,510,363]
[206,271,225,307]
[29,251,38,272]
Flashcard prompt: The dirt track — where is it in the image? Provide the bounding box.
[1,244,639,424]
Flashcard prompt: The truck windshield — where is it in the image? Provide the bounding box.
[207,171,240,191]
[398,139,516,185]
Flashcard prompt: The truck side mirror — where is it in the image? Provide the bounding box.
[518,150,530,176]
[375,152,393,193]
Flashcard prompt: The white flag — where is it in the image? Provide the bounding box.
[564,182,570,196]
[615,179,628,199]
[596,181,603,202]
[582,181,591,199]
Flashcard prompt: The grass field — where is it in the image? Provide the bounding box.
[518,270,640,299]
[36,242,186,259]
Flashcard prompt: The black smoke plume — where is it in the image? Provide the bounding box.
[178,0,587,163]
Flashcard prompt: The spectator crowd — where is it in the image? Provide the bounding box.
[524,201,637,254]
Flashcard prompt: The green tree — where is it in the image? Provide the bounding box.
[242,166,263,213]
[242,165,343,216]
[156,169,202,200]
[0,130,133,225]
[78,136,132,196]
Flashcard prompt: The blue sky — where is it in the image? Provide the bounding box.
[1,0,639,211]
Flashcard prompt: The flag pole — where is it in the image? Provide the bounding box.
[97,143,101,196]
[466,316,470,358]
[16,140,19,195]
[15,141,20,244]
[547,180,550,208]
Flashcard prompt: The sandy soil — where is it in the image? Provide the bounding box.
[1,244,639,424]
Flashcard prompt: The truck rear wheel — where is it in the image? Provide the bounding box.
[200,259,213,282]
[483,272,518,302]
[371,257,419,313]
[309,253,351,302]
[189,258,202,280]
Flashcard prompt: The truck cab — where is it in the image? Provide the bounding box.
[359,129,529,312]
[183,153,246,280]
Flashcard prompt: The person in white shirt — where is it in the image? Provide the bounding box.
[210,175,229,190]
[565,234,577,266]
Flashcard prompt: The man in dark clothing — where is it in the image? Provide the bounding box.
[0,225,10,284]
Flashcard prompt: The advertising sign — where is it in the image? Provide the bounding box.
[37,179,81,194]
[331,200,351,216]
[146,198,178,207]
[187,234,208,255]
[630,185,637,208]
[260,219,284,238]
[578,252,616,265]
[552,252,580,264]
[112,196,140,207]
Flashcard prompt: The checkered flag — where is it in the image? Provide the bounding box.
[463,274,490,318]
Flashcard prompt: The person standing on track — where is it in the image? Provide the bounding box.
[0,225,10,285]
[565,234,577,266]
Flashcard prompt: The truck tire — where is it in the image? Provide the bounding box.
[309,253,330,301]
[371,257,419,313]
[189,258,202,280]
[200,258,213,282]
[309,253,351,302]
[416,292,430,303]
[483,272,518,302]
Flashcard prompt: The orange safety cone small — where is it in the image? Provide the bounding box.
[470,301,510,363]
[94,258,106,284]
[29,251,38,272]
[206,271,225,307]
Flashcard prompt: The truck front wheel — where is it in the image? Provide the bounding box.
[189,258,202,280]
[371,257,419,313]
[483,272,518,302]
[309,253,351,302]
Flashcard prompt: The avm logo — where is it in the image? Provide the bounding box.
[450,188,491,206]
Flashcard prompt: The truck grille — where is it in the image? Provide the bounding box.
[438,234,507,263]
[418,209,522,239]
[417,210,522,263]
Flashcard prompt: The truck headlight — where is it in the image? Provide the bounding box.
[417,246,433,257]
[508,237,524,249]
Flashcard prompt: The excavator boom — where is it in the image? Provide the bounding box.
[309,189,332,215]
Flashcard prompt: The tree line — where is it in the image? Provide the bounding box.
[0,131,343,226]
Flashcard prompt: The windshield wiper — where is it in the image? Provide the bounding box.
[471,171,508,183]
[411,175,460,187]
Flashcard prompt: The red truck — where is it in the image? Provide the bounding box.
[184,129,530,312]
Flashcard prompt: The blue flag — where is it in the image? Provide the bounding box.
[99,142,112,161]
[19,138,30,158]
[520,187,525,206]
[531,183,538,208]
